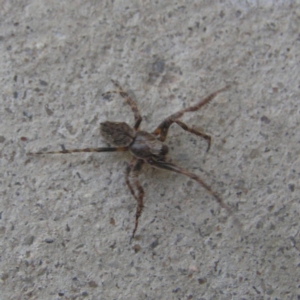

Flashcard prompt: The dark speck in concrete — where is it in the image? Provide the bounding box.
[150,239,159,249]
[261,115,271,124]
[198,278,207,285]
[44,238,54,243]
[45,104,54,116]
[23,235,35,245]
[39,80,48,86]
[288,184,295,192]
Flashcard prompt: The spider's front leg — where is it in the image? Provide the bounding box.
[153,85,230,145]
[174,120,211,152]
[102,80,142,130]
[27,146,128,155]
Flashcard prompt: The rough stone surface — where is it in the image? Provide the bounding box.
[0,1,299,299]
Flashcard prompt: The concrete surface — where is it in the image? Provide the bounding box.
[0,1,299,299]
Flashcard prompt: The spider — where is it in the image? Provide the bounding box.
[28,80,232,241]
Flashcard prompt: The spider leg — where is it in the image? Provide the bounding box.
[102,80,142,130]
[175,120,211,152]
[153,85,230,142]
[125,158,138,201]
[129,159,145,242]
[147,159,232,215]
[27,146,128,155]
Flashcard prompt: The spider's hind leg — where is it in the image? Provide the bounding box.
[125,158,138,201]
[102,80,142,130]
[128,159,144,242]
[147,159,232,215]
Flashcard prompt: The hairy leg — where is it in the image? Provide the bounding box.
[130,159,145,241]
[175,120,211,152]
[147,159,232,215]
[102,80,142,130]
[125,158,138,200]
[27,146,128,155]
[153,85,230,141]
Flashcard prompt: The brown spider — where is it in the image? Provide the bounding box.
[28,80,232,241]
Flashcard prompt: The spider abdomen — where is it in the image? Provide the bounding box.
[129,131,169,160]
[100,121,135,147]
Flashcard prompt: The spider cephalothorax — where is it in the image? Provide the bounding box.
[29,80,232,241]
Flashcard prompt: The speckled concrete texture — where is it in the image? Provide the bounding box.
[0,1,299,299]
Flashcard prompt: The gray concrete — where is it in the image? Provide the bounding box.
[0,1,299,299]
